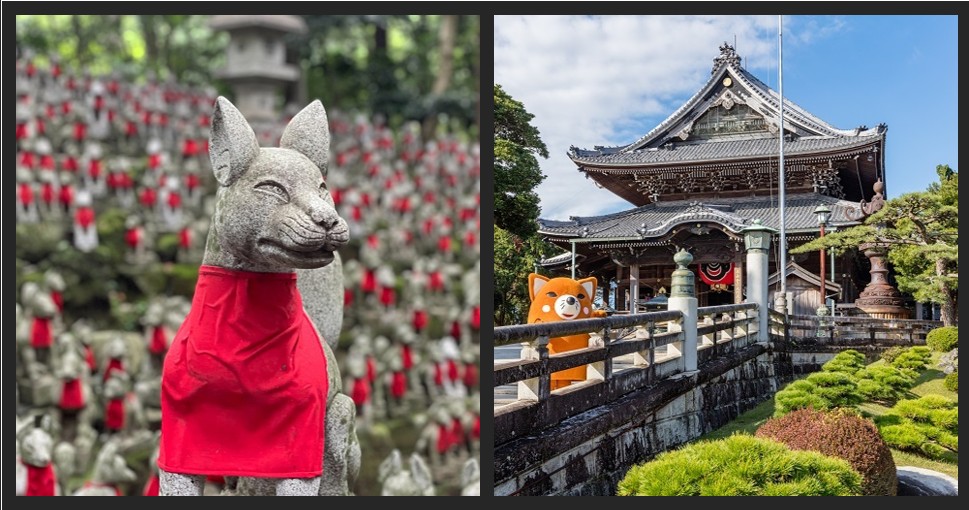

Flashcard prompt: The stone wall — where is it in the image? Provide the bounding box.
[494,341,787,496]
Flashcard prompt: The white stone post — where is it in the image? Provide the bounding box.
[630,264,640,313]
[586,331,606,381]
[742,220,776,344]
[517,340,540,400]
[667,249,697,372]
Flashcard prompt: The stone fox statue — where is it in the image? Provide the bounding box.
[527,274,607,390]
[159,97,360,496]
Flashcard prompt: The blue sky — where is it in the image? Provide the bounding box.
[494,15,958,220]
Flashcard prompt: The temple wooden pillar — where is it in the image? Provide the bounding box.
[733,251,744,304]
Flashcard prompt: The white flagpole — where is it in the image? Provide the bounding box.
[778,14,788,316]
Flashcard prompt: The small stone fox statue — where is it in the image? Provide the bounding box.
[159,97,359,496]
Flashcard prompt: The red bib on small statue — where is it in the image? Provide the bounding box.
[159,266,327,478]
[25,462,56,496]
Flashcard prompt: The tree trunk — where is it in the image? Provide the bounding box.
[937,258,957,326]
[161,17,176,80]
[139,15,160,75]
[70,15,90,67]
[422,15,458,143]
[431,15,457,95]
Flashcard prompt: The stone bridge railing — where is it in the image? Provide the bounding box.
[785,314,942,345]
[493,302,759,446]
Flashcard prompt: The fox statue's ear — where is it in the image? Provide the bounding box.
[378,449,402,483]
[279,100,329,178]
[209,96,259,187]
[410,454,434,493]
[578,277,597,300]
[529,273,550,301]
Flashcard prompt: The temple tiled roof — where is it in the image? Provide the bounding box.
[537,192,861,240]
[570,133,881,167]
[568,43,886,167]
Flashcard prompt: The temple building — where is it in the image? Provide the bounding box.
[538,43,911,319]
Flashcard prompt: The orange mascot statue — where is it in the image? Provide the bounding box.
[527,273,607,390]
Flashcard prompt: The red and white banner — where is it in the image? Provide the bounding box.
[699,262,734,286]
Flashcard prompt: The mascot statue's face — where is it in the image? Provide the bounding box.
[527,274,597,324]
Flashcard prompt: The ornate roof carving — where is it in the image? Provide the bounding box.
[712,42,741,74]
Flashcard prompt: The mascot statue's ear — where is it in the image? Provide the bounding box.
[578,277,597,300]
[528,273,550,301]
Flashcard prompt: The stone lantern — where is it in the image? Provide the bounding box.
[742,219,774,253]
[209,15,307,124]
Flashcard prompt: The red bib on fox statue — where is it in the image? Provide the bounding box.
[159,266,328,478]
[527,274,606,390]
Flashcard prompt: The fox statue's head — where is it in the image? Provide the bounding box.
[203,96,349,272]
[527,273,598,324]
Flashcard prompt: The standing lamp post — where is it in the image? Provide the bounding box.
[814,204,831,318]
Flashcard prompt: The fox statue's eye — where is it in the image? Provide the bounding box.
[577,294,586,300]
[255,181,290,202]
[546,292,557,298]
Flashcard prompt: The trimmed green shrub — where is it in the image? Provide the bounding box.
[943,371,958,392]
[876,395,958,460]
[773,379,828,417]
[774,371,862,417]
[880,346,907,364]
[926,326,958,352]
[891,346,932,377]
[616,434,862,496]
[854,364,915,404]
[755,408,897,495]
[821,349,866,376]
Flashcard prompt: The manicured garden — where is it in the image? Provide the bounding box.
[617,327,958,495]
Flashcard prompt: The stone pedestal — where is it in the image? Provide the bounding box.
[667,249,697,372]
[854,243,910,319]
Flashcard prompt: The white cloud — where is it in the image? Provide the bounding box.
[495,15,810,220]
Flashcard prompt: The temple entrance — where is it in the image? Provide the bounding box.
[702,283,734,306]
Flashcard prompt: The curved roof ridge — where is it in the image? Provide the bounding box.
[614,67,723,154]
[570,46,885,161]
[733,66,858,137]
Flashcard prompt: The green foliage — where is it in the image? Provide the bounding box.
[494,84,547,239]
[891,346,931,377]
[821,349,866,376]
[755,408,897,495]
[16,15,227,86]
[616,434,862,496]
[298,15,480,135]
[15,223,69,263]
[168,264,200,296]
[880,346,907,364]
[876,395,958,460]
[791,165,958,325]
[17,15,480,138]
[155,234,182,263]
[493,226,554,326]
[943,371,958,392]
[926,326,959,352]
[807,371,863,407]
[774,371,862,417]
[778,346,934,416]
[855,364,915,404]
[774,379,829,417]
